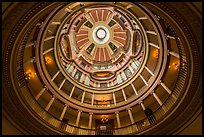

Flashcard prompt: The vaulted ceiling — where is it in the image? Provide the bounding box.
[2,2,202,135]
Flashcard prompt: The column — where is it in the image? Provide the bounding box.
[165,34,175,39]
[127,108,138,131]
[160,82,177,100]
[126,4,132,9]
[113,92,116,105]
[169,51,179,58]
[169,50,187,62]
[131,83,138,95]
[148,43,160,49]
[24,58,34,65]
[43,48,54,55]
[81,91,85,103]
[145,66,154,76]
[59,79,66,90]
[169,51,186,62]
[64,7,72,12]
[127,108,134,124]
[35,87,46,100]
[25,42,35,48]
[146,31,157,35]
[160,82,171,94]
[115,111,121,128]
[75,110,82,126]
[60,104,68,120]
[140,74,148,86]
[152,91,167,112]
[140,101,146,111]
[45,96,55,111]
[152,91,162,106]
[88,112,93,129]
[138,16,148,20]
[69,85,75,98]
[122,89,127,101]
[51,22,61,25]
[91,93,94,105]
[44,36,55,41]
[51,70,60,81]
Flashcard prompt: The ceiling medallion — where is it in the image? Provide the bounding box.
[93,26,110,44]
[57,4,149,91]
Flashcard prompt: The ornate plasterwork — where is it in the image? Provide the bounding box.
[2,2,202,135]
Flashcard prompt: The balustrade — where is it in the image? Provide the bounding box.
[14,2,189,135]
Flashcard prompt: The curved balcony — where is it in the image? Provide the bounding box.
[3,2,201,135]
[16,52,187,134]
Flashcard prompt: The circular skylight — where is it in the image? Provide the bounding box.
[93,26,110,44]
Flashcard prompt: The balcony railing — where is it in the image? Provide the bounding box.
[15,30,188,135]
[14,3,188,135]
[18,67,186,135]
